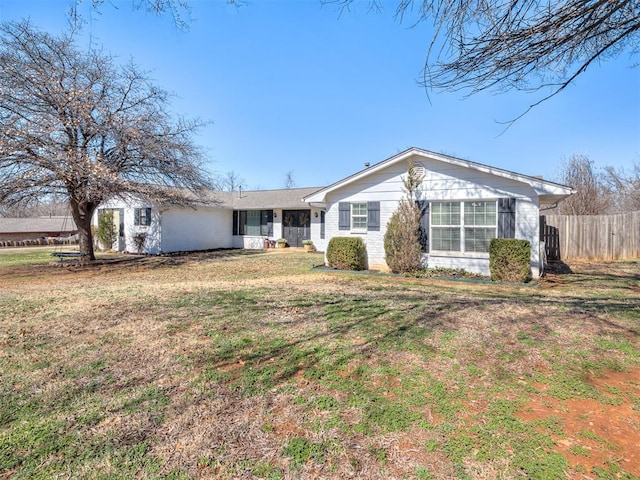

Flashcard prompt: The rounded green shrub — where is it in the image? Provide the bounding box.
[326,237,367,270]
[489,238,532,283]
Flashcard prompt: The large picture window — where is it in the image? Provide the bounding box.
[431,201,496,253]
[233,209,273,236]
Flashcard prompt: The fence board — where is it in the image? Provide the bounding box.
[541,211,640,261]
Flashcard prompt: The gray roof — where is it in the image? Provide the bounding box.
[0,216,78,234]
[214,187,324,209]
[139,186,324,210]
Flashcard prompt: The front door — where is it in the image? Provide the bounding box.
[282,210,311,247]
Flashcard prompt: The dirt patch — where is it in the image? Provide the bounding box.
[519,368,640,478]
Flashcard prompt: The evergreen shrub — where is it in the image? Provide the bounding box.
[97,210,117,250]
[384,201,423,273]
[326,237,367,270]
[489,238,531,283]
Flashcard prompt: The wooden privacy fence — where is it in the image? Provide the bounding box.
[540,211,640,261]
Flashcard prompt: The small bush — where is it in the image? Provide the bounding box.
[489,238,531,283]
[133,232,147,254]
[326,237,367,270]
[408,267,485,279]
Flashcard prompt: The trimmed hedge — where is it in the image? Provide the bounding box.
[326,237,367,271]
[489,238,532,283]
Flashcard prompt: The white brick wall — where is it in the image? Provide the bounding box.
[322,155,544,276]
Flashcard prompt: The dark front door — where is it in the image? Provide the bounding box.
[282,210,311,247]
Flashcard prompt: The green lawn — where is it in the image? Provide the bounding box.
[0,246,61,267]
[0,246,117,267]
[1,249,638,479]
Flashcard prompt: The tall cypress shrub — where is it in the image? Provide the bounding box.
[384,162,425,273]
[97,210,117,250]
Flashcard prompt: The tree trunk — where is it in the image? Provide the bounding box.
[69,199,97,261]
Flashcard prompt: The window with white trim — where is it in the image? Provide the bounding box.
[431,202,461,251]
[464,201,497,252]
[431,201,496,253]
[134,207,152,226]
[351,203,368,230]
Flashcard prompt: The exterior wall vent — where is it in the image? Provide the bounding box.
[411,164,426,177]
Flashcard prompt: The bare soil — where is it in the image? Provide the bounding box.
[519,368,640,477]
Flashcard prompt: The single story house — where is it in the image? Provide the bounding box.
[304,147,574,277]
[0,216,78,244]
[96,147,573,277]
[95,187,324,254]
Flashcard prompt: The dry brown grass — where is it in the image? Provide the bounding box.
[0,250,638,479]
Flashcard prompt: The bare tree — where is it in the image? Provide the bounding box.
[70,0,193,30]
[0,194,69,218]
[74,0,640,113]
[605,161,640,212]
[329,0,640,114]
[213,171,246,192]
[554,155,611,215]
[69,0,244,30]
[0,21,212,260]
[284,171,296,189]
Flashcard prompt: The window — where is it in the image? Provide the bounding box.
[430,201,496,253]
[233,210,273,236]
[464,201,497,253]
[320,211,325,239]
[244,210,261,235]
[259,210,273,236]
[431,202,461,251]
[351,203,368,230]
[338,202,380,232]
[134,207,151,226]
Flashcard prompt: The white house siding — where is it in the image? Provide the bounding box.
[309,208,328,252]
[160,207,232,253]
[323,155,543,276]
[419,158,543,276]
[97,195,162,254]
[233,235,266,249]
[323,164,407,270]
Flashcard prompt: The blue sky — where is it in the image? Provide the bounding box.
[2,0,639,189]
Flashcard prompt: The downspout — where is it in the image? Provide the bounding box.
[158,207,166,255]
[539,201,560,211]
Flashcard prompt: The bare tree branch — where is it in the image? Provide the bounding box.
[213,171,246,192]
[328,0,640,115]
[604,161,640,211]
[0,20,213,259]
[554,155,612,215]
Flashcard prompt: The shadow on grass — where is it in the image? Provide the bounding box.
[190,280,640,395]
